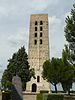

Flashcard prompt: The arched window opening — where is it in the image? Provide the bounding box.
[37,76,40,82]
[40,39,42,44]
[40,21,43,25]
[34,40,37,45]
[35,21,38,25]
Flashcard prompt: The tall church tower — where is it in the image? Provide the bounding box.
[26,14,50,92]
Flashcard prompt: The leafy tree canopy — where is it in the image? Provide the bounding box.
[42,58,63,93]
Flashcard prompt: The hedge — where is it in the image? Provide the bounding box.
[40,90,49,94]
[37,94,64,100]
[47,94,64,100]
[37,93,43,100]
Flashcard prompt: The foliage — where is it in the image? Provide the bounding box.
[60,65,74,94]
[47,94,64,100]
[60,45,75,94]
[37,94,64,100]
[1,46,35,91]
[42,58,63,93]
[42,47,75,94]
[51,91,65,93]
[37,93,43,100]
[40,90,49,93]
[62,45,71,65]
[64,4,75,63]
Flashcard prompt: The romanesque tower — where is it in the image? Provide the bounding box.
[26,14,50,92]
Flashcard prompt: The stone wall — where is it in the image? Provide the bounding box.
[23,92,37,100]
[0,92,37,100]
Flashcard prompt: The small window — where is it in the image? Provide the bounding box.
[34,40,37,45]
[40,21,43,25]
[40,39,42,44]
[35,21,37,25]
[40,27,43,31]
[35,33,37,37]
[40,32,42,37]
[37,76,40,82]
[35,27,37,31]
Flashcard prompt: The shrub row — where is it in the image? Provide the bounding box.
[40,90,49,94]
[47,94,64,100]
[37,90,64,100]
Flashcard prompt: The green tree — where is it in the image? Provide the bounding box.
[60,65,74,95]
[60,45,75,95]
[65,4,75,63]
[1,46,35,91]
[42,58,63,93]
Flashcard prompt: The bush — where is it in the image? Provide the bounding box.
[2,90,12,100]
[37,94,64,100]
[47,94,64,100]
[37,91,49,100]
[51,91,65,93]
[37,93,43,100]
[40,90,49,94]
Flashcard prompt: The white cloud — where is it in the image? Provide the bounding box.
[49,16,61,34]
[0,0,59,18]
[48,16,65,58]
[7,27,29,51]
[30,0,59,10]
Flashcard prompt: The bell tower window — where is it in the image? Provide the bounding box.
[35,27,37,31]
[34,40,37,45]
[40,39,42,44]
[37,76,40,82]
[35,21,37,25]
[40,32,42,37]
[40,27,43,31]
[35,33,37,37]
[40,21,43,25]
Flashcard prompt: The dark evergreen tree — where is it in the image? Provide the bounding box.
[64,4,75,94]
[1,46,35,91]
[65,4,75,63]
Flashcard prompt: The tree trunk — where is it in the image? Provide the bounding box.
[54,83,57,93]
[68,90,70,95]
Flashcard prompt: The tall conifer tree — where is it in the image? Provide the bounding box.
[65,4,75,63]
[1,46,34,90]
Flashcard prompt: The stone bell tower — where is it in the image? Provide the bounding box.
[26,14,50,92]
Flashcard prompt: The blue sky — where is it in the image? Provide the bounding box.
[0,0,75,78]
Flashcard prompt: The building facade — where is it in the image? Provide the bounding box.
[26,14,50,92]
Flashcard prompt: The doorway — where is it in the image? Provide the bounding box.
[32,83,37,92]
